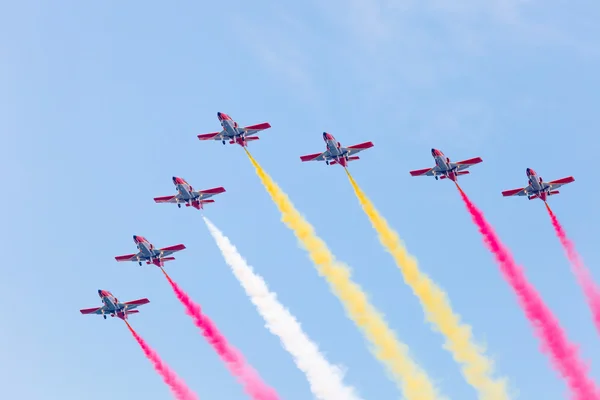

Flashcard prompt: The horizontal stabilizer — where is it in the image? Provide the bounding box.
[456,171,470,176]
[200,199,215,204]
[126,310,140,314]
[548,190,560,196]
[528,194,539,200]
[348,156,360,161]
[439,175,447,180]
[329,160,338,166]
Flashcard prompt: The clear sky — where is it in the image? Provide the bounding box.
[2,1,600,399]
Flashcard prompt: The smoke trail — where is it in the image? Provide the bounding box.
[545,203,600,335]
[244,148,442,400]
[345,170,509,400]
[455,184,599,400]
[125,321,198,400]
[203,216,362,400]
[159,268,280,400]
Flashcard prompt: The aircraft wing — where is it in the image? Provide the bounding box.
[123,298,150,310]
[197,186,226,199]
[80,306,107,315]
[547,176,575,191]
[115,252,142,262]
[198,130,226,141]
[154,195,181,204]
[300,151,328,162]
[242,122,271,136]
[344,141,374,156]
[159,244,186,257]
[450,157,483,171]
[501,186,530,197]
[409,166,441,177]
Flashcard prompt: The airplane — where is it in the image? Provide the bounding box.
[154,177,226,210]
[197,112,271,147]
[409,148,483,182]
[501,168,575,201]
[299,132,374,167]
[80,289,149,320]
[115,235,186,267]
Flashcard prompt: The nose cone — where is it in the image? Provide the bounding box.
[431,148,442,156]
[527,168,536,176]
[133,235,139,243]
[323,132,334,141]
[172,176,185,185]
[98,289,102,296]
[217,112,222,118]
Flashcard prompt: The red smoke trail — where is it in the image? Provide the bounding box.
[545,203,600,335]
[125,321,198,400]
[159,268,280,400]
[455,184,599,400]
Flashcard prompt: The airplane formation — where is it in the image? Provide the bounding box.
[80,110,575,318]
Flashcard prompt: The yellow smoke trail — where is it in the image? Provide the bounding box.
[244,148,442,400]
[345,170,509,400]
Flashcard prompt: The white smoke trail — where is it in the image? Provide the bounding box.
[203,217,363,400]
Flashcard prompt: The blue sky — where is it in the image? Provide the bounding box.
[2,1,600,399]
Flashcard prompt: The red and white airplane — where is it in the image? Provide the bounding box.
[410,148,483,182]
[115,235,186,267]
[502,168,575,201]
[198,112,271,147]
[300,132,374,168]
[154,176,226,210]
[80,290,149,320]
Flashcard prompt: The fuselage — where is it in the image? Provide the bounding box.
[323,132,348,167]
[133,235,158,259]
[173,177,195,201]
[98,290,127,319]
[218,112,240,138]
[526,168,548,201]
[432,148,457,181]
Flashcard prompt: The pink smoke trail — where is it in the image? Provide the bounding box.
[545,202,600,335]
[125,321,199,400]
[455,184,599,400]
[159,268,280,400]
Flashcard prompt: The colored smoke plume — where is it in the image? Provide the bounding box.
[203,216,362,400]
[346,170,509,400]
[456,184,599,400]
[245,148,442,400]
[125,321,198,400]
[160,268,280,400]
[545,203,600,335]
